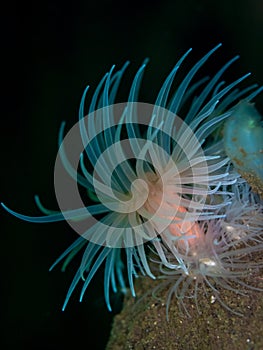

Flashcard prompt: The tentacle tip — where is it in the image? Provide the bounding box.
[1,202,8,210]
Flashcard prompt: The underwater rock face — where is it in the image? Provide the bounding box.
[224,101,263,197]
[106,275,263,350]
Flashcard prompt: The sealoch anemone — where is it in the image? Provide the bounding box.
[1,44,263,314]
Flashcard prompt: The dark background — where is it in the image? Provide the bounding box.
[1,0,263,349]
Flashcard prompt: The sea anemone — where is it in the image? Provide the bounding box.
[221,182,263,243]
[224,101,263,197]
[2,44,262,312]
[153,182,263,319]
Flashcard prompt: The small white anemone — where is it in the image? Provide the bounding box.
[154,185,263,319]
